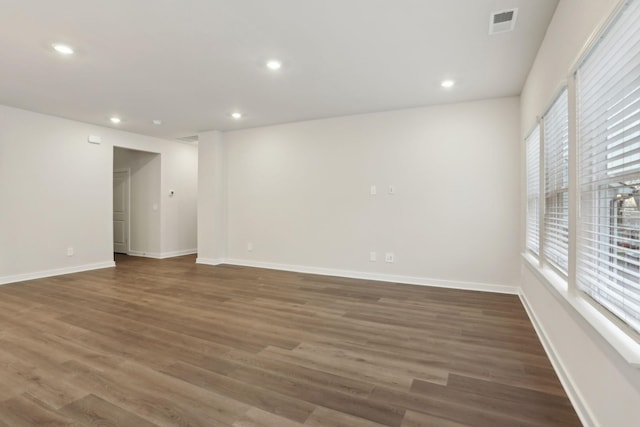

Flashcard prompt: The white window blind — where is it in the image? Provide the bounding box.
[544,89,569,274]
[526,125,541,256]
[577,0,640,333]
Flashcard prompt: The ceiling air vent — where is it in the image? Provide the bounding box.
[176,135,199,144]
[489,8,518,34]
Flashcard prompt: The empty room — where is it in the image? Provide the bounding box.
[0,0,639,426]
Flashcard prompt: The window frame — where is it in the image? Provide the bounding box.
[575,0,640,336]
[543,88,570,276]
[523,0,640,367]
[525,124,542,257]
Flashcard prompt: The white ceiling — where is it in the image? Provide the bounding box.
[0,0,558,140]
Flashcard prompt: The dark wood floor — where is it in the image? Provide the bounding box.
[0,255,581,426]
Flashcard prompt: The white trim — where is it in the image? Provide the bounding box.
[541,82,569,118]
[196,257,226,266]
[523,253,640,367]
[159,249,197,259]
[198,258,519,294]
[524,116,541,141]
[519,290,598,427]
[568,0,627,75]
[0,261,116,285]
[128,249,197,260]
[128,250,162,259]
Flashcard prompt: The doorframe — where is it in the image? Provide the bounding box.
[113,167,131,255]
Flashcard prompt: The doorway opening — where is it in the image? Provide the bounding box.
[113,147,161,261]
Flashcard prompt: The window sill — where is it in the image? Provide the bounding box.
[522,252,640,368]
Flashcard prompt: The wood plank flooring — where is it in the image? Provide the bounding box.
[0,255,581,426]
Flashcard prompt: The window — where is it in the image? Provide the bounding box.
[543,89,569,274]
[526,125,541,256]
[577,0,640,333]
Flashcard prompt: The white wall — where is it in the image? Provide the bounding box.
[113,147,162,256]
[0,104,198,283]
[159,140,198,256]
[197,131,227,263]
[211,97,521,291]
[520,1,640,426]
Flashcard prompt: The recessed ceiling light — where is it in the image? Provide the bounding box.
[266,60,282,70]
[152,119,162,125]
[110,117,121,124]
[441,79,455,88]
[52,43,74,55]
[231,112,243,120]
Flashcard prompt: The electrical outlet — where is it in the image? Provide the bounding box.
[369,251,377,262]
[247,242,253,252]
[370,185,377,195]
[388,185,396,195]
[385,252,395,263]
[67,247,74,257]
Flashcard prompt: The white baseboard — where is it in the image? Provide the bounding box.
[159,249,197,259]
[198,257,518,294]
[519,291,597,427]
[128,250,162,259]
[196,257,226,266]
[0,261,116,286]
[128,249,196,260]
